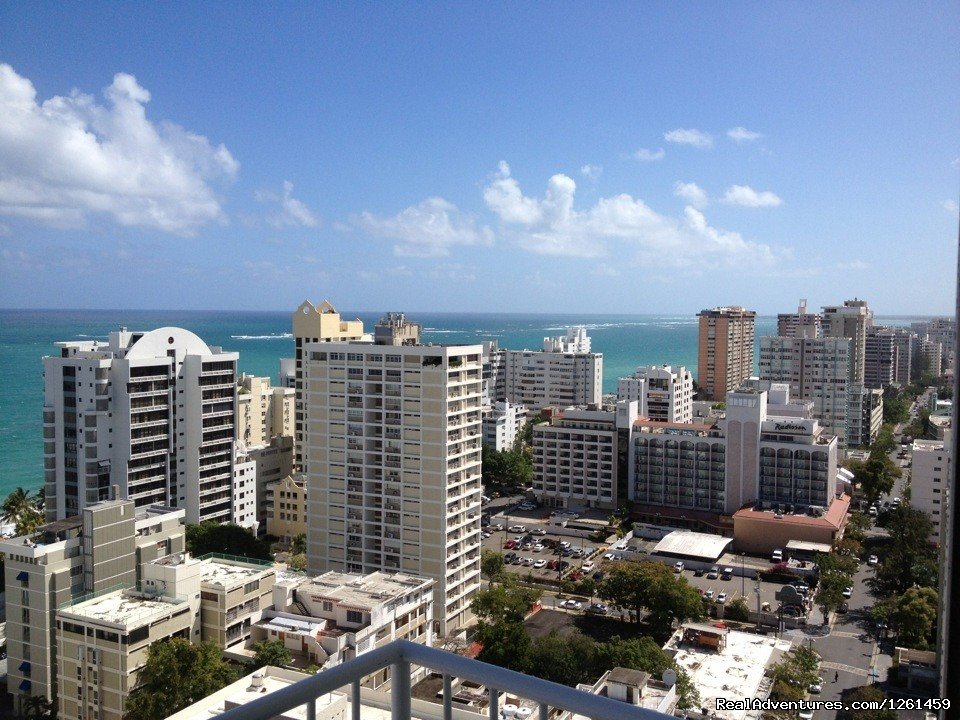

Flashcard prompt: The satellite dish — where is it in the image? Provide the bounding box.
[661,669,677,687]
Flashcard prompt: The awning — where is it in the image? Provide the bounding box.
[19,661,31,673]
[16,571,28,582]
[18,679,31,692]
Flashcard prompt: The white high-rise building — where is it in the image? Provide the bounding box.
[759,335,853,446]
[543,326,591,353]
[482,400,527,451]
[500,340,602,410]
[912,438,951,543]
[43,328,239,524]
[616,365,694,423]
[302,316,483,635]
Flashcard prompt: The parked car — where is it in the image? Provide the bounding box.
[490,523,504,531]
[868,506,878,517]
[716,592,727,604]
[512,556,525,565]
[559,599,583,610]
[586,603,609,615]
[674,561,685,573]
[838,602,849,614]
[482,532,491,539]
[693,567,705,577]
[868,555,879,566]
[771,549,783,563]
[532,528,547,535]
[508,524,526,533]
[721,567,733,580]
[533,543,545,552]
[503,540,516,549]
[704,589,714,599]
[533,559,547,569]
[582,561,595,572]
[592,571,604,580]
[842,586,853,598]
[707,566,719,579]
[603,552,616,560]
[504,552,517,562]
[808,679,823,694]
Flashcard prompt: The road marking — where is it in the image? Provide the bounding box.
[829,630,863,639]
[820,662,868,677]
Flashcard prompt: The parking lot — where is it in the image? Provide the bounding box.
[481,523,605,582]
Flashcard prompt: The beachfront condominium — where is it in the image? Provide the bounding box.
[497,329,603,409]
[532,401,637,510]
[237,374,294,447]
[697,306,756,402]
[0,499,185,715]
[617,365,694,423]
[759,335,854,446]
[822,299,873,384]
[777,299,822,339]
[302,313,483,635]
[43,327,241,525]
[292,300,369,467]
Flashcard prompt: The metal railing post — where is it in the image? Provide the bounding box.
[391,660,411,720]
[352,678,362,720]
[489,687,499,720]
[540,702,549,720]
[443,673,453,720]
[306,697,316,720]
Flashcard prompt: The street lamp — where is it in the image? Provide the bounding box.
[740,553,745,598]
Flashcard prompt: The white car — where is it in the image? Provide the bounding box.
[533,559,547,569]
[674,561,685,573]
[582,561,595,572]
[523,556,535,566]
[799,710,814,720]
[716,592,727,604]
[490,523,504,531]
[533,543,545,552]
[559,599,582,610]
[842,586,853,598]
[508,525,526,533]
[533,528,547,535]
[603,552,616,560]
[481,532,491,539]
[868,555,879,566]
[704,589,714,599]
[808,680,823,694]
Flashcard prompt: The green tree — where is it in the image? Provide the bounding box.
[471,577,540,624]
[895,586,938,649]
[252,639,292,669]
[592,636,700,710]
[836,685,898,720]
[3,487,44,537]
[290,532,307,555]
[124,639,239,720]
[833,536,863,559]
[724,597,749,622]
[481,549,505,582]
[881,396,909,425]
[20,696,56,720]
[872,505,938,597]
[845,512,871,544]
[771,645,821,704]
[526,631,596,686]
[815,570,849,622]
[850,455,900,502]
[287,553,307,571]
[596,561,704,631]
[471,577,540,671]
[185,521,272,560]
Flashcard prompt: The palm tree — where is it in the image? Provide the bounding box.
[2,487,34,525]
[35,486,45,511]
[291,532,307,556]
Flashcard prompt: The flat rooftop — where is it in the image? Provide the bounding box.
[653,531,733,561]
[667,628,791,720]
[60,590,185,628]
[199,558,272,587]
[301,571,432,607]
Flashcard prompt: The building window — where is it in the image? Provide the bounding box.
[346,610,363,624]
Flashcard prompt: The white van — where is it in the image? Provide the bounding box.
[771,549,783,563]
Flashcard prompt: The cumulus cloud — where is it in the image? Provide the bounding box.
[727,126,763,142]
[634,147,665,162]
[256,181,318,228]
[482,162,780,268]
[354,197,494,258]
[580,164,603,181]
[673,181,709,209]
[0,64,238,235]
[663,128,713,148]
[942,200,959,213]
[722,185,783,208]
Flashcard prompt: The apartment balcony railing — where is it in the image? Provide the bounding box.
[216,638,669,720]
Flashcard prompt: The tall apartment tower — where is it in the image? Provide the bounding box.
[43,328,239,524]
[759,336,853,446]
[864,327,896,390]
[237,374,294,447]
[822,299,872,384]
[0,501,185,714]
[891,328,916,385]
[500,329,603,409]
[777,299,822,339]
[292,300,368,467]
[302,314,483,635]
[697,306,756,402]
[616,365,694,423]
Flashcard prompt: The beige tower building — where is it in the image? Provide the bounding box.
[697,307,756,402]
[822,299,872,384]
[237,374,294,447]
[302,314,483,635]
[292,300,368,467]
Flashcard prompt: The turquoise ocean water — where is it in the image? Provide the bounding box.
[0,310,924,499]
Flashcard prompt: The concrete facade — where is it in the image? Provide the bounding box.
[237,374,294,448]
[697,307,756,402]
[912,438,951,543]
[481,400,527,452]
[265,474,307,542]
[616,365,694,423]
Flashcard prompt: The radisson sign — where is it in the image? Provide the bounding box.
[774,422,807,433]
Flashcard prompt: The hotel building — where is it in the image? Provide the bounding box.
[616,365,694,423]
[697,306,756,402]
[265,474,308,543]
[43,327,239,524]
[302,314,482,635]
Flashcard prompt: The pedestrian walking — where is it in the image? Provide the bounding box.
[834,671,839,683]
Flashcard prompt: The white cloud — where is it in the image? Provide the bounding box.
[942,200,959,213]
[673,181,709,209]
[722,185,783,208]
[256,181,318,228]
[483,162,780,267]
[634,147,665,162]
[0,64,238,235]
[837,260,869,271]
[580,164,603,181]
[727,126,763,142]
[663,128,713,148]
[354,197,494,258]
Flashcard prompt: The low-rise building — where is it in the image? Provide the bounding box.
[254,570,434,687]
[195,553,276,648]
[573,667,678,719]
[248,434,295,531]
[266,474,307,542]
[481,400,527,451]
[732,493,851,555]
[533,401,637,510]
[616,365,694,423]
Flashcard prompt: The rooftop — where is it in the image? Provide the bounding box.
[59,588,186,628]
[199,556,273,587]
[732,493,850,530]
[300,571,433,608]
[652,531,733,561]
[666,627,791,720]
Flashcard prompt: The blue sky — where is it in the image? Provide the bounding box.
[0,2,957,314]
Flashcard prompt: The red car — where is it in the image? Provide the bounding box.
[504,540,516,549]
